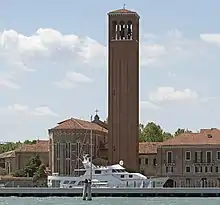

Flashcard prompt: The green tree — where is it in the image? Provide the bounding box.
[24,155,42,177]
[33,164,47,187]
[139,122,173,142]
[13,169,26,177]
[174,128,192,136]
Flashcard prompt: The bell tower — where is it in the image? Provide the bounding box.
[107,7,140,171]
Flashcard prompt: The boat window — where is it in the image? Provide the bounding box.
[95,170,102,174]
[78,181,84,185]
[112,169,117,173]
[129,175,133,178]
[63,181,69,184]
[69,181,76,184]
[121,175,124,178]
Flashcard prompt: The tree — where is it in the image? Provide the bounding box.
[13,169,26,177]
[0,167,7,176]
[139,122,173,142]
[174,128,192,136]
[23,155,42,177]
[33,164,47,187]
[139,122,172,142]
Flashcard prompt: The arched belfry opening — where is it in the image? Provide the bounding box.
[112,21,117,40]
[111,20,133,40]
[127,20,133,40]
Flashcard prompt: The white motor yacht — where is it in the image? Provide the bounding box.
[47,155,170,188]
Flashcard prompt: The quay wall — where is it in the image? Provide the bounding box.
[0,187,219,197]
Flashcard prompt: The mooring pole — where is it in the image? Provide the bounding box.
[87,128,93,201]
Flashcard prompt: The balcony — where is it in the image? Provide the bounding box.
[193,159,215,166]
[164,160,176,166]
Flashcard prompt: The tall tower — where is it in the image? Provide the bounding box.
[107,7,140,171]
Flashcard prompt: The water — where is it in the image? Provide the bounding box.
[0,197,220,205]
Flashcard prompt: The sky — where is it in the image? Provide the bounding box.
[1,0,220,141]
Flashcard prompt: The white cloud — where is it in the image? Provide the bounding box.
[8,103,28,111]
[167,29,183,39]
[141,44,166,67]
[54,71,93,89]
[5,103,58,117]
[140,101,160,110]
[32,106,58,117]
[0,73,21,89]
[149,86,199,103]
[200,34,220,44]
[0,28,105,90]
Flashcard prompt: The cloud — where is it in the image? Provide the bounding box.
[149,86,199,103]
[8,104,28,111]
[54,71,93,89]
[141,44,166,67]
[5,103,58,117]
[140,101,160,110]
[0,28,105,90]
[32,106,58,117]
[200,34,220,44]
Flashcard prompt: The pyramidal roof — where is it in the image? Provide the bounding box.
[108,7,139,18]
[108,8,136,14]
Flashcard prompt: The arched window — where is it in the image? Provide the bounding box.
[127,20,133,40]
[119,21,126,40]
[112,21,117,40]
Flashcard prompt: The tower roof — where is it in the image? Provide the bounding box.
[108,8,140,18]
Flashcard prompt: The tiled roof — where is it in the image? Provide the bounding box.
[16,140,49,152]
[139,142,161,154]
[161,128,220,146]
[0,151,15,159]
[108,9,136,14]
[51,118,108,133]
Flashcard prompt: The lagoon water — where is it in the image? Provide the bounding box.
[0,197,220,205]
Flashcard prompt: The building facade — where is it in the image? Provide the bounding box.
[139,142,160,177]
[0,140,49,175]
[157,128,220,187]
[107,8,140,172]
[48,117,108,176]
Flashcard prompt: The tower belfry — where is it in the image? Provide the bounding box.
[107,8,140,171]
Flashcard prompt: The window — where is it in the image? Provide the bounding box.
[205,166,208,172]
[217,151,220,160]
[186,178,191,187]
[216,166,219,173]
[139,158,142,165]
[206,151,212,163]
[167,151,173,163]
[194,166,199,173]
[153,158,157,166]
[171,167,173,173]
[120,175,124,178]
[145,158,148,165]
[129,175,133,178]
[185,166,191,173]
[195,151,202,163]
[185,151,191,161]
[95,170,101,174]
[210,166,213,173]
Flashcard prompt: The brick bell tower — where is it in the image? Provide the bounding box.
[107,6,140,172]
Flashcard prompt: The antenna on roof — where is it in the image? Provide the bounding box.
[123,4,126,9]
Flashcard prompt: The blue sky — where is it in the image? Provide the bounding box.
[1,0,220,141]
